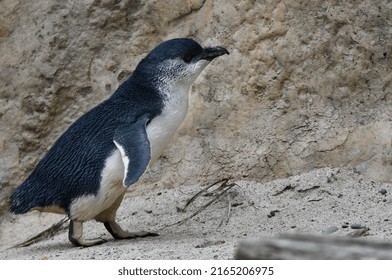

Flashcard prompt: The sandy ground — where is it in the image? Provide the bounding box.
[1,167,391,260]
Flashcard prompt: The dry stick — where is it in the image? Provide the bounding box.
[177,183,236,226]
[218,194,232,228]
[178,178,230,212]
[162,181,237,229]
[11,217,69,248]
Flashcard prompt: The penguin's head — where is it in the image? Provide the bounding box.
[135,38,229,86]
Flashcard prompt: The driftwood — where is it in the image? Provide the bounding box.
[235,234,392,260]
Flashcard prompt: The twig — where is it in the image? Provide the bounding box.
[176,182,236,226]
[161,179,238,229]
[218,194,232,228]
[177,178,230,212]
[10,217,69,248]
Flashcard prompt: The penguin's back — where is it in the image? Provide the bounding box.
[9,77,164,214]
[10,102,120,214]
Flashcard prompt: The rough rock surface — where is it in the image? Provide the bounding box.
[1,0,392,217]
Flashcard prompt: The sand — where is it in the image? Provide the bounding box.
[1,167,391,260]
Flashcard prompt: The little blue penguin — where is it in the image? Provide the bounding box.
[9,38,229,247]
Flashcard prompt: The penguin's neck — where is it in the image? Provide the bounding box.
[159,80,191,117]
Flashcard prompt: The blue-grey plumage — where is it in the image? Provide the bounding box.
[9,38,229,247]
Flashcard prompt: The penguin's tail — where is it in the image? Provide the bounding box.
[9,181,36,214]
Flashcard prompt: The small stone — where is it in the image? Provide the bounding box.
[379,188,387,195]
[342,224,349,228]
[291,225,297,229]
[231,202,243,207]
[351,223,365,229]
[267,210,279,218]
[323,226,339,234]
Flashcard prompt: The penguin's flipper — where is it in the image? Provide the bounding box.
[113,115,151,188]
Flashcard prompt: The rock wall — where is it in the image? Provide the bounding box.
[1,0,391,215]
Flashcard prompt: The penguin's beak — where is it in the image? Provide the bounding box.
[201,46,229,61]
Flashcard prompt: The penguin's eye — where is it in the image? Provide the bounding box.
[182,54,193,63]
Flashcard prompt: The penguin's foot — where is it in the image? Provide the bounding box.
[70,236,107,247]
[69,220,107,247]
[104,221,159,239]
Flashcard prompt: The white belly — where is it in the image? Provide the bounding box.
[146,112,187,165]
[146,86,189,165]
[70,150,125,221]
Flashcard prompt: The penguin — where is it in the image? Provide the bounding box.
[9,38,229,247]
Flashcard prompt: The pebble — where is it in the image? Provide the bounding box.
[379,188,387,195]
[351,223,365,229]
[342,224,349,228]
[231,202,243,207]
[323,226,339,234]
[267,210,280,218]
